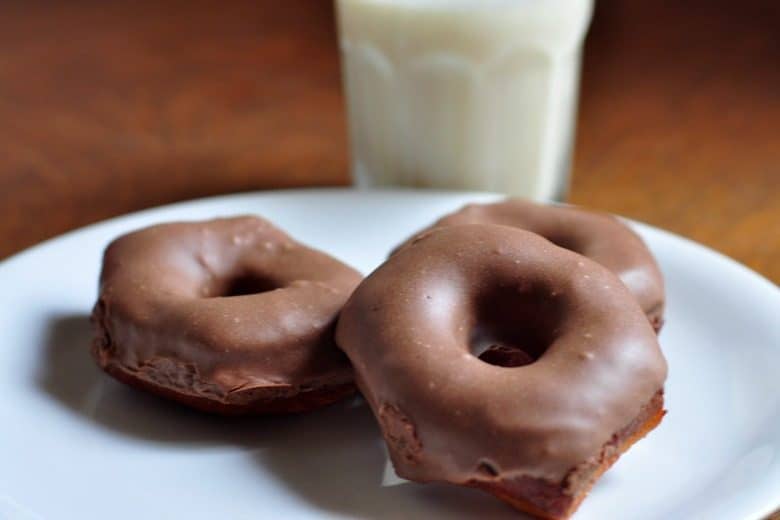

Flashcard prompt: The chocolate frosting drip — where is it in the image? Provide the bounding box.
[337,225,667,484]
[395,199,665,330]
[92,216,362,410]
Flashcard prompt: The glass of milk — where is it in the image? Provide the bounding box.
[336,0,594,200]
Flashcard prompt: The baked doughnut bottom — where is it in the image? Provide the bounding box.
[96,359,357,415]
[92,305,356,415]
[466,390,665,520]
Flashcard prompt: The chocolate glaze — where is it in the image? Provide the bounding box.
[337,224,667,489]
[92,216,362,414]
[395,199,665,331]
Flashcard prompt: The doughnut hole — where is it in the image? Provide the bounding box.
[203,272,281,298]
[470,283,566,368]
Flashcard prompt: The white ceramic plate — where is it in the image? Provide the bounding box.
[1,188,778,520]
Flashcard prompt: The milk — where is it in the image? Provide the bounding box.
[336,0,594,200]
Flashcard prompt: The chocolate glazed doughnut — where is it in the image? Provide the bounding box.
[92,216,362,414]
[395,199,665,331]
[337,225,667,519]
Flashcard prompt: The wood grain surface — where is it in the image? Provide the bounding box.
[0,0,778,285]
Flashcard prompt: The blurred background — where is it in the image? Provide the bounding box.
[0,0,778,282]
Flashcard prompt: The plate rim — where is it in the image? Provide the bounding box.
[1,187,777,295]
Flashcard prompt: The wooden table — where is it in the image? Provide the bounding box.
[1,0,778,287]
